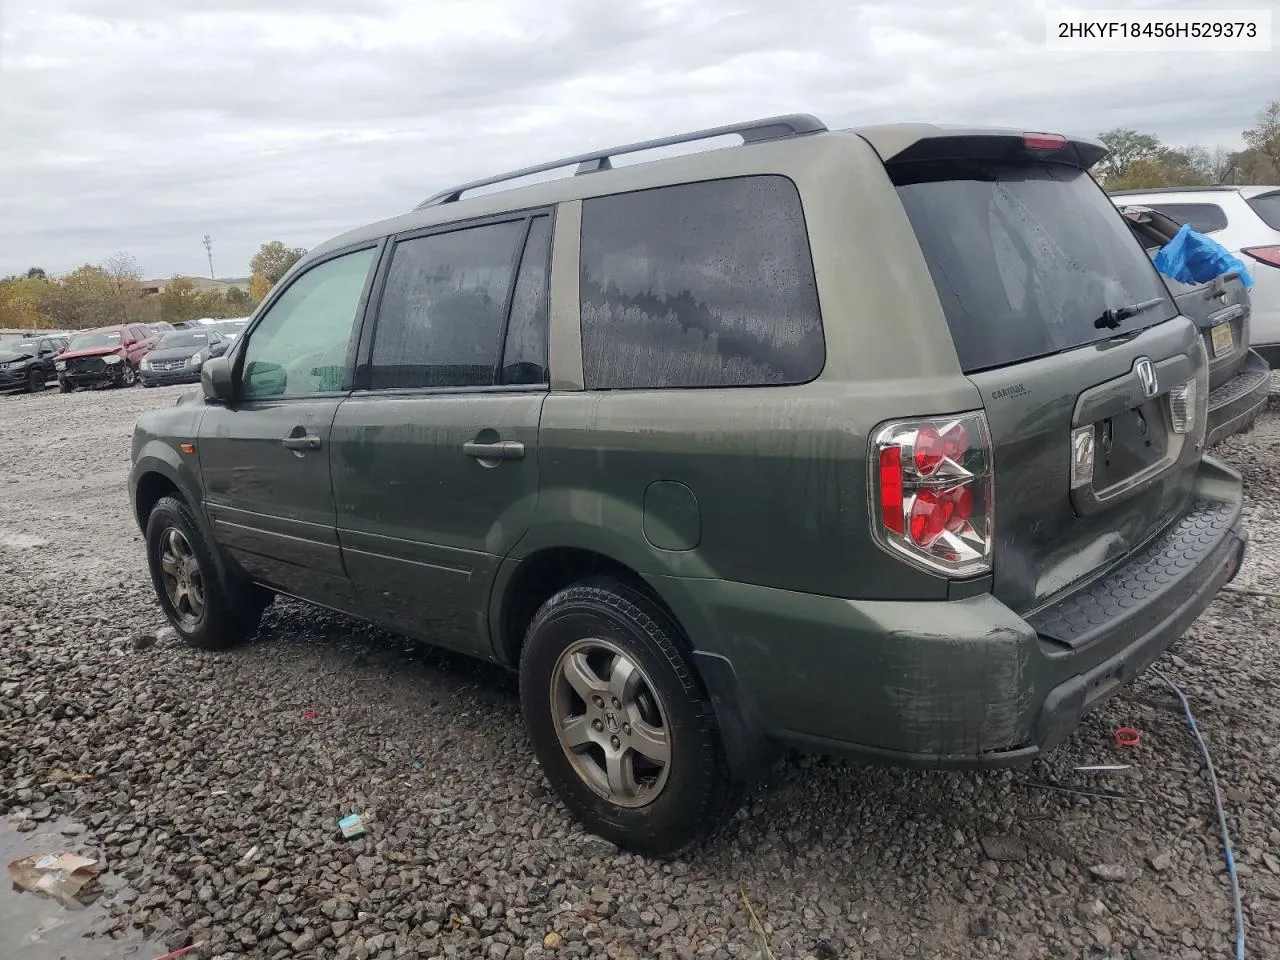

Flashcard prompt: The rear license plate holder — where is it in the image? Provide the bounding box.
[1211,323,1234,357]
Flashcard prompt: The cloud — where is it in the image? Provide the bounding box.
[1,0,1276,277]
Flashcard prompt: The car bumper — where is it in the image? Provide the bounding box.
[660,457,1245,772]
[1206,348,1270,447]
[60,367,130,387]
[139,368,201,386]
[0,368,35,390]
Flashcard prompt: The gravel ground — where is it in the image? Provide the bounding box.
[1,382,1279,960]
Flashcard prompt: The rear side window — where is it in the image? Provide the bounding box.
[1247,191,1280,231]
[1146,202,1229,234]
[579,176,824,389]
[371,220,525,389]
[893,161,1175,374]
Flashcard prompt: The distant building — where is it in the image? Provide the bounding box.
[138,276,251,295]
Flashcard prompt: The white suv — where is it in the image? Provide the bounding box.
[1110,186,1280,366]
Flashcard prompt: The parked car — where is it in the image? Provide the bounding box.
[170,320,204,331]
[130,116,1246,855]
[1110,186,1280,366]
[204,318,249,342]
[0,334,68,393]
[140,329,230,387]
[57,324,157,391]
[1118,203,1270,445]
[147,322,176,337]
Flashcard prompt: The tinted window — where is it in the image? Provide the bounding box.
[579,176,824,389]
[1247,191,1280,231]
[893,161,1175,374]
[371,220,523,389]
[241,248,375,399]
[1147,202,1229,234]
[502,216,552,384]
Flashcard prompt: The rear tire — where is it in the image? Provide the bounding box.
[145,496,271,650]
[519,577,743,857]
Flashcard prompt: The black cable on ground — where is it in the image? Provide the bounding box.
[1149,666,1245,960]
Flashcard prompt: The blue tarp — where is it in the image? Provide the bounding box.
[1153,222,1254,289]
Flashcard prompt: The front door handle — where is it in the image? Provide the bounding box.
[281,434,322,451]
[462,440,525,460]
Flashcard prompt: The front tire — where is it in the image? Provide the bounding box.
[145,496,270,650]
[119,364,137,387]
[27,367,45,392]
[58,377,72,394]
[519,577,742,857]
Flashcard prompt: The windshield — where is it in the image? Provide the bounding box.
[157,331,211,350]
[1247,191,1280,231]
[4,340,39,354]
[68,330,122,351]
[892,160,1176,373]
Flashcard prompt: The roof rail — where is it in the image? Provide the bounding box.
[414,113,827,210]
[1109,185,1242,196]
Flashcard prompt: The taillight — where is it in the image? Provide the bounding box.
[1242,246,1280,268]
[870,413,994,577]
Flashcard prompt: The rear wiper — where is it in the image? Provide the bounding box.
[1094,297,1165,330]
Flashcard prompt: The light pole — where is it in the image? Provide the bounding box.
[203,234,215,280]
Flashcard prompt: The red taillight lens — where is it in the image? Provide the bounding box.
[1024,132,1067,151]
[879,446,904,534]
[1242,246,1280,268]
[871,413,994,576]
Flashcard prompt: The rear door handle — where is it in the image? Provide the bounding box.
[462,440,525,460]
[281,434,322,451]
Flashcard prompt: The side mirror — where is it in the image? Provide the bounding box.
[201,356,234,403]
[210,341,228,357]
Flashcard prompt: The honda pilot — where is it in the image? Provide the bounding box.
[129,116,1246,855]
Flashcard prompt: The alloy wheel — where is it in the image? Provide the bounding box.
[549,638,672,807]
[159,527,205,626]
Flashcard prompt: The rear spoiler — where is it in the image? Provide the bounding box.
[853,124,1107,171]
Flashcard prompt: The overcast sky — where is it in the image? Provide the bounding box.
[1,0,1277,279]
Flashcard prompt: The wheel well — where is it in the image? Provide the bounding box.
[498,548,683,665]
[134,472,182,530]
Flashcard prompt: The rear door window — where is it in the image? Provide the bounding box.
[370,220,525,390]
[579,176,824,389]
[892,161,1176,374]
[1145,202,1229,234]
[1246,191,1280,231]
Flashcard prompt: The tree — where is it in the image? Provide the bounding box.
[159,277,200,323]
[248,272,273,304]
[25,267,47,281]
[1095,129,1166,185]
[101,251,147,323]
[1184,145,1240,185]
[1241,100,1280,181]
[249,241,306,285]
[0,276,55,329]
[41,265,118,329]
[224,286,254,314]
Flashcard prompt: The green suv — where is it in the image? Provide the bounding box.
[130,115,1247,855]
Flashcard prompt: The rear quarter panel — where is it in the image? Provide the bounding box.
[526,133,984,603]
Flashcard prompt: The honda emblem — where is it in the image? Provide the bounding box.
[1133,357,1158,398]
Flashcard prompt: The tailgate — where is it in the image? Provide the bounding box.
[1118,203,1252,389]
[887,143,1205,615]
[1167,273,1251,389]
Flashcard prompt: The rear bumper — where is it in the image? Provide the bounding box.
[1205,348,1270,447]
[661,458,1245,774]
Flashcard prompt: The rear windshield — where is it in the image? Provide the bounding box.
[892,161,1176,373]
[1247,191,1280,231]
